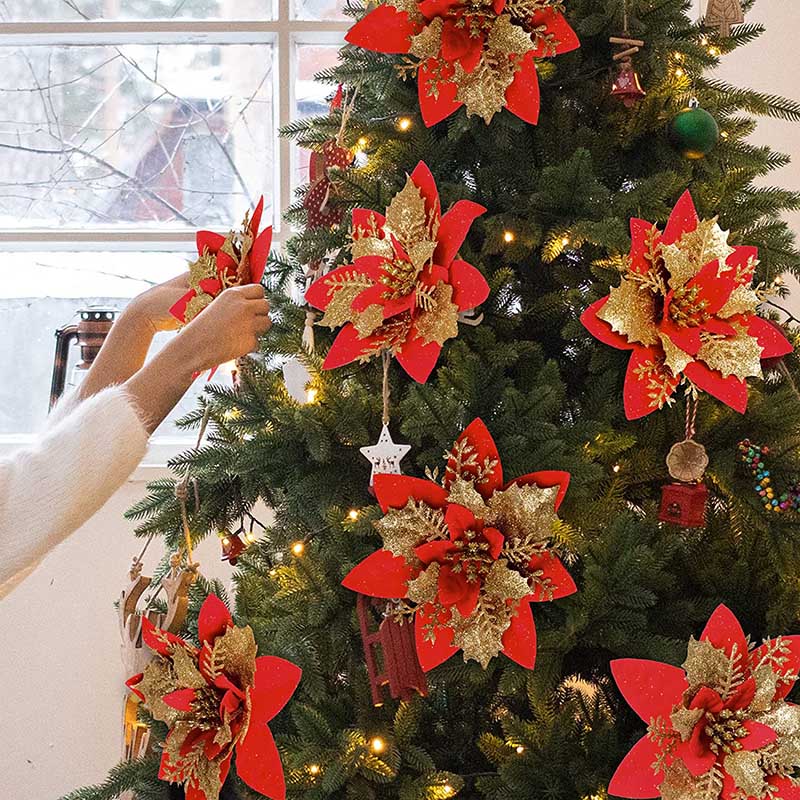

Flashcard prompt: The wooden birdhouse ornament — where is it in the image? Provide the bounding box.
[705,0,744,37]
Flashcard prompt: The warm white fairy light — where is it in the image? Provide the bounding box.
[370,736,386,753]
[291,541,305,556]
[397,117,412,132]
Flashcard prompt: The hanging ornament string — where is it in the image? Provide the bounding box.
[685,393,698,442]
[175,405,212,567]
[382,348,391,427]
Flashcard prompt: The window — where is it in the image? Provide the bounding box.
[0,1,348,444]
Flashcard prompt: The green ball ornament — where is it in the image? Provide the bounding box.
[668,101,719,159]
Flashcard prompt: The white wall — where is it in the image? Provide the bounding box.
[0,470,235,799]
[2,2,800,798]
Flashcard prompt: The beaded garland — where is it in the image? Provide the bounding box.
[737,439,800,513]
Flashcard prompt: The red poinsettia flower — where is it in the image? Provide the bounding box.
[581,192,793,419]
[610,605,800,800]
[345,0,579,126]
[342,418,575,670]
[127,595,301,800]
[305,161,489,383]
[170,197,272,324]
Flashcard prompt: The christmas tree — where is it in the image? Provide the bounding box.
[65,1,800,799]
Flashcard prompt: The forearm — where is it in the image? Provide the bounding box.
[76,307,155,403]
[123,332,198,434]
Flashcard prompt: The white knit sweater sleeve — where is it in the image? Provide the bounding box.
[0,386,150,598]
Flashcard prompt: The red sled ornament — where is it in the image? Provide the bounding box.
[357,595,428,705]
[305,161,489,383]
[345,0,580,126]
[581,191,793,419]
[610,604,800,800]
[170,197,272,325]
[342,418,575,671]
[127,595,301,800]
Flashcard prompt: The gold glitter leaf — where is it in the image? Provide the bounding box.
[352,235,395,262]
[750,662,779,714]
[486,483,558,544]
[663,218,735,290]
[696,327,763,381]
[407,563,440,605]
[138,660,183,725]
[453,53,519,124]
[415,282,460,346]
[487,15,534,58]
[408,240,437,272]
[353,304,385,338]
[387,0,423,22]
[447,477,489,518]
[172,646,207,690]
[318,271,372,329]
[450,599,515,669]
[660,761,703,800]
[376,499,449,560]
[725,751,766,798]
[683,638,733,693]
[660,333,693,377]
[408,16,443,60]
[718,286,760,318]
[184,292,214,323]
[670,707,704,742]
[597,277,660,347]
[212,624,257,689]
[483,560,531,601]
[385,177,429,250]
[189,251,218,287]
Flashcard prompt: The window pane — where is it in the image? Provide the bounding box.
[0,251,236,436]
[0,1,274,21]
[0,43,275,230]
[293,39,344,188]
[292,0,348,22]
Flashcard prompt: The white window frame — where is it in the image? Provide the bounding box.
[0,11,349,466]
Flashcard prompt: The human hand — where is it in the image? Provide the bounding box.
[124,272,191,335]
[178,284,272,374]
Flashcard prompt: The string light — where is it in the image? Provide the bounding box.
[720,130,729,139]
[503,230,516,243]
[613,464,621,474]
[443,785,455,797]
[305,387,319,404]
[370,736,386,753]
[291,541,306,556]
[515,744,526,754]
[708,46,720,57]
[674,66,685,78]
[561,236,571,247]
[308,764,321,776]
[245,529,257,544]
[357,136,369,149]
[221,534,231,546]
[347,508,361,521]
[397,116,412,132]
[700,35,709,46]
[269,568,277,577]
